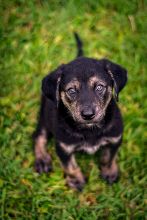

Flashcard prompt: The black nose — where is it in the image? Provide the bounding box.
[81,108,95,120]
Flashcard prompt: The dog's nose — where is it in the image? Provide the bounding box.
[81,109,95,120]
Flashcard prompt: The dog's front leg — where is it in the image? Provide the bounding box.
[99,144,120,184]
[64,155,86,191]
[34,129,52,173]
[56,144,86,191]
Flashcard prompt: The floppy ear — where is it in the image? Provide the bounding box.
[102,59,127,101]
[42,65,64,106]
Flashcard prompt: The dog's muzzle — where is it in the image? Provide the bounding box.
[81,107,95,121]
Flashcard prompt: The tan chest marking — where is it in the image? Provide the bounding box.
[60,134,122,155]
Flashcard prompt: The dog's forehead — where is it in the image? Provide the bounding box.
[62,57,111,86]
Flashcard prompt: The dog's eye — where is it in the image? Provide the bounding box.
[95,84,104,92]
[67,88,77,97]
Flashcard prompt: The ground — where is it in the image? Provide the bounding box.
[0,0,147,219]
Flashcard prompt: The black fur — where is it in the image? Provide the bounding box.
[34,34,127,190]
[74,32,84,57]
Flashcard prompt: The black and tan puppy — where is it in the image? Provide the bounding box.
[33,34,127,190]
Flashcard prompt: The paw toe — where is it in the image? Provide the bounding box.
[35,157,52,174]
[67,176,86,191]
[100,172,119,184]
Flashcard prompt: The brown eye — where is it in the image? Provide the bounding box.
[67,88,77,98]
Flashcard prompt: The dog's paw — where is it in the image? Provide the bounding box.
[100,171,119,184]
[100,165,119,184]
[66,176,86,191]
[35,154,52,174]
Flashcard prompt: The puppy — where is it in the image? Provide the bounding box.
[33,33,127,191]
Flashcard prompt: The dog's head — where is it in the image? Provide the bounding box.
[42,57,127,126]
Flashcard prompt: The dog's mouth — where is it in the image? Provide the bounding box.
[77,114,105,128]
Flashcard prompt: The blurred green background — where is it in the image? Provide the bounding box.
[0,0,147,219]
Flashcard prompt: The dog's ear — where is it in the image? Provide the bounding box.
[42,65,65,106]
[102,59,127,101]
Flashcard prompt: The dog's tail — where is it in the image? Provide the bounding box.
[74,32,84,57]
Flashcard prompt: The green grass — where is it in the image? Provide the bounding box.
[0,0,147,219]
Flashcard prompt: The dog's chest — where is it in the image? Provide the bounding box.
[60,135,121,155]
[77,140,105,154]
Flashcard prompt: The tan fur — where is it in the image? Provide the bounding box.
[60,135,121,155]
[88,76,99,87]
[60,78,81,120]
[61,91,70,108]
[88,76,106,88]
[65,78,80,90]
[62,155,85,188]
[100,156,118,178]
[103,86,113,110]
[100,147,111,165]
[61,91,81,121]
[88,76,113,114]
[34,129,47,159]
[60,142,75,154]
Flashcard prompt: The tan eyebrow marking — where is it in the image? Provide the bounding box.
[88,76,99,87]
[65,78,80,90]
[88,76,106,88]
